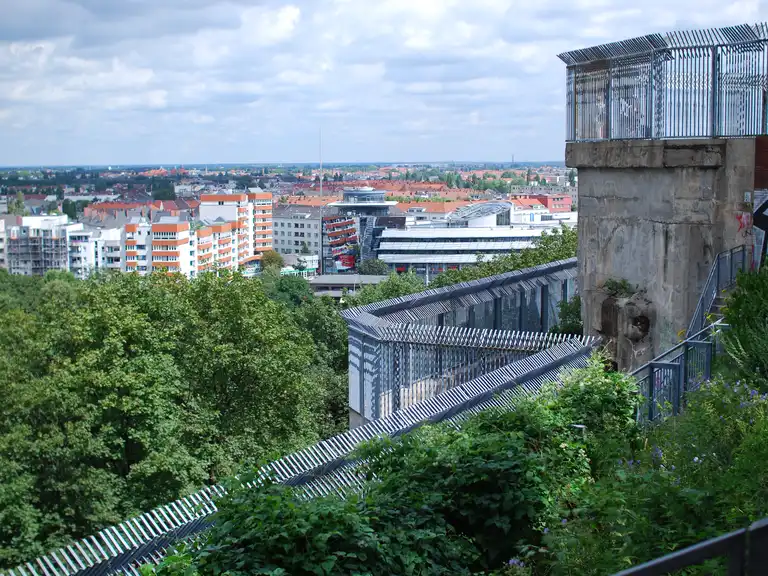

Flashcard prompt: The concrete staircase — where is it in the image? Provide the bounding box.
[709,294,727,323]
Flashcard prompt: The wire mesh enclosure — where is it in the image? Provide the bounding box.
[559,23,768,141]
[342,258,579,422]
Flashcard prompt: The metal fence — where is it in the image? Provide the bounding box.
[558,23,768,142]
[614,517,768,576]
[343,258,578,423]
[1,338,600,576]
[687,245,750,337]
[372,326,588,417]
[633,320,728,422]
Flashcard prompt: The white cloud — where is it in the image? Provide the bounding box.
[0,0,766,165]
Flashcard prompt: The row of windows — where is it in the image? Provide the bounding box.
[278,239,319,247]
[277,222,320,229]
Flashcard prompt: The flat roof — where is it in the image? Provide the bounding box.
[378,240,535,252]
[380,226,548,239]
[309,274,389,286]
[447,201,513,222]
[378,253,524,265]
[328,201,398,207]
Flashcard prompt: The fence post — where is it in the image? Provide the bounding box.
[518,289,527,332]
[646,51,654,138]
[540,283,550,332]
[748,517,768,574]
[675,345,687,415]
[605,65,612,139]
[648,364,656,421]
[711,46,720,137]
[493,297,502,330]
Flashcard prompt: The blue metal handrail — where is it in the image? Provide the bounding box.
[633,320,728,423]
[686,246,749,338]
[614,517,768,575]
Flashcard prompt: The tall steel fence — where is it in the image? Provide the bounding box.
[372,326,591,418]
[1,338,600,576]
[342,258,578,423]
[558,23,768,141]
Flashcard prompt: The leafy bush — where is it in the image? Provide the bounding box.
[145,354,639,576]
[543,378,768,575]
[723,266,768,386]
[549,296,582,336]
[601,278,635,298]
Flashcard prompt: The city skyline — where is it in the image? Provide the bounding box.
[1,0,762,166]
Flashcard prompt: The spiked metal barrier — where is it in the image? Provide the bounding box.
[342,258,578,422]
[3,336,600,576]
[559,23,768,141]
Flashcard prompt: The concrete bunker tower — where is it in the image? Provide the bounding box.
[560,24,768,370]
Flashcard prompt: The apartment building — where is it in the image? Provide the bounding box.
[5,215,83,276]
[0,218,7,269]
[119,191,274,278]
[248,189,273,257]
[69,227,122,279]
[322,214,358,273]
[272,205,323,258]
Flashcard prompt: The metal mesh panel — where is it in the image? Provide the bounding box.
[560,23,768,141]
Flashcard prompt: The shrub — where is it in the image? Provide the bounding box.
[723,267,768,387]
[549,296,582,336]
[543,378,768,575]
[145,353,642,576]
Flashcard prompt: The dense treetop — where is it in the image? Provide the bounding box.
[0,225,578,569]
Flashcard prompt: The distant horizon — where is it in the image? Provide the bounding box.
[0,161,567,170]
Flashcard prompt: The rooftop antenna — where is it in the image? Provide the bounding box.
[319,127,323,197]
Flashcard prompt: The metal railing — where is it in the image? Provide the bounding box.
[343,258,578,423]
[686,245,750,338]
[633,320,728,422]
[558,23,768,142]
[615,518,768,575]
[1,338,600,576]
[372,327,589,418]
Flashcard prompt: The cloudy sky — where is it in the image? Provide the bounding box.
[0,0,763,166]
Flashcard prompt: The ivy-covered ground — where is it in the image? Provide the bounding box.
[146,266,768,576]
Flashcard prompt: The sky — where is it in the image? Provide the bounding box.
[0,0,764,166]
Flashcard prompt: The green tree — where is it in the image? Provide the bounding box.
[429,226,577,289]
[567,169,576,187]
[62,199,77,220]
[42,201,58,214]
[261,250,284,269]
[0,271,342,567]
[357,259,390,276]
[8,191,25,216]
[344,272,424,307]
[549,296,583,336]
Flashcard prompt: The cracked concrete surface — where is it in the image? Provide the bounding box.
[568,138,755,370]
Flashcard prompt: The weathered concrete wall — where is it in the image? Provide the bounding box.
[567,139,754,370]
